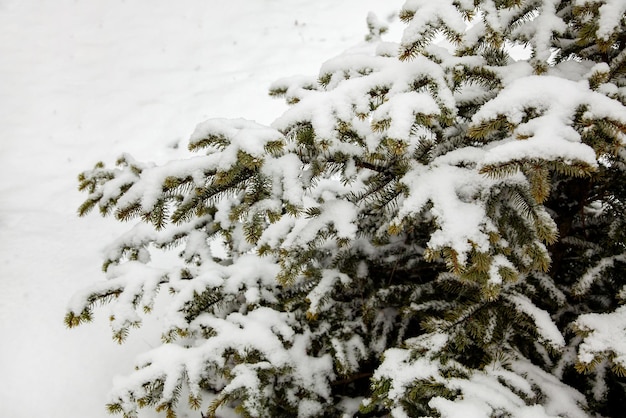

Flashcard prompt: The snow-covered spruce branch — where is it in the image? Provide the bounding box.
[68,0,626,417]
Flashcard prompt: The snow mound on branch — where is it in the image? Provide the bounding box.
[475,76,626,168]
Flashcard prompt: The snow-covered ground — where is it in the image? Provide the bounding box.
[0,1,402,416]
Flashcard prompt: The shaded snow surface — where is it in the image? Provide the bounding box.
[0,1,402,416]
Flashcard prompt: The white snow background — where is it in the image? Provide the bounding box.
[0,1,403,416]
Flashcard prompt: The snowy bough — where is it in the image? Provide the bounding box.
[67,1,626,417]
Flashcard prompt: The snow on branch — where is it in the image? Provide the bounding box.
[69,1,626,416]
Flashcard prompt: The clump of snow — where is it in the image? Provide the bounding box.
[575,0,626,41]
[575,305,626,369]
[372,335,588,418]
[307,269,351,315]
[371,91,440,139]
[281,200,359,249]
[487,254,515,285]
[475,76,626,169]
[573,252,626,296]
[190,118,284,163]
[506,292,565,350]
[400,0,467,50]
[274,54,456,147]
[397,163,495,265]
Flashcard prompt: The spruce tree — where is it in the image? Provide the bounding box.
[67,0,626,416]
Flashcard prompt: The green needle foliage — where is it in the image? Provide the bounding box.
[68,1,626,417]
